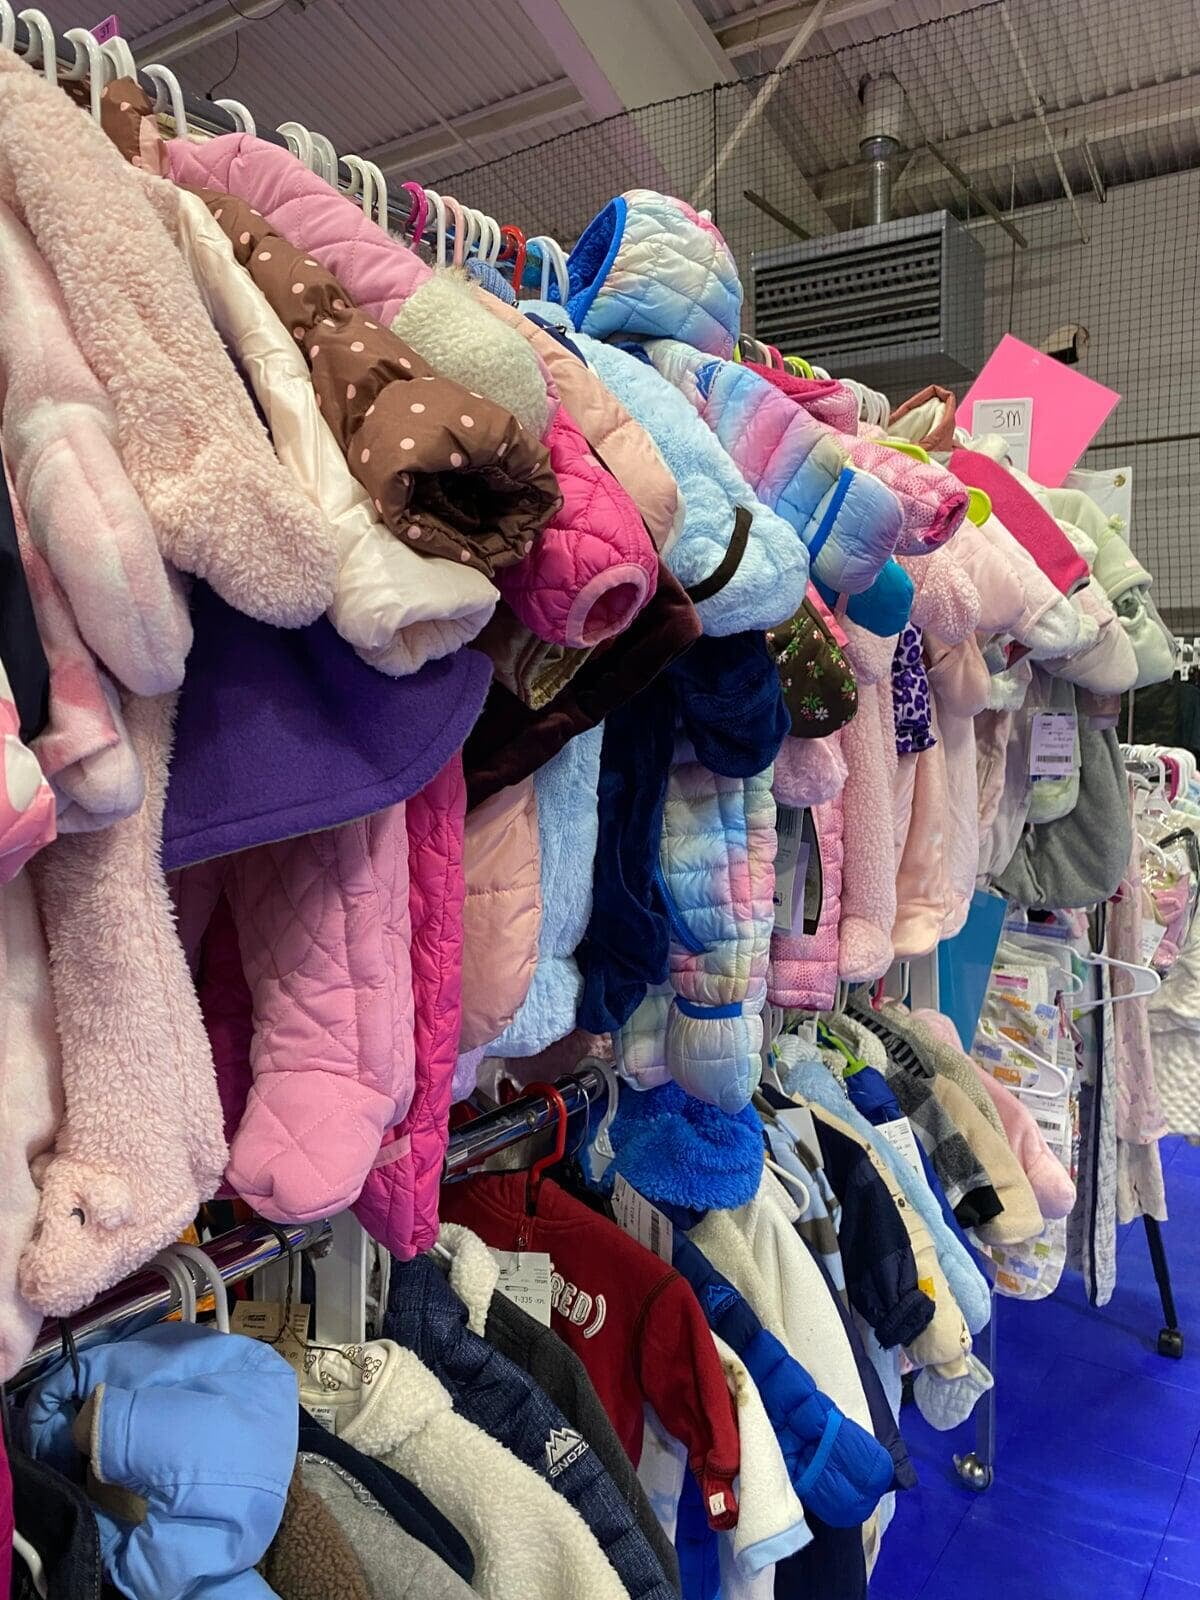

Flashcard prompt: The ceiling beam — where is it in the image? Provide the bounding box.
[363,79,581,175]
[810,73,1200,207]
[714,0,909,58]
[131,0,307,65]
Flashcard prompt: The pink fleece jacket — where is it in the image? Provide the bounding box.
[163,134,660,650]
[950,449,1089,596]
[768,735,846,1013]
[838,627,900,982]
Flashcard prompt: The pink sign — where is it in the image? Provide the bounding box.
[962,333,1120,487]
[91,14,121,42]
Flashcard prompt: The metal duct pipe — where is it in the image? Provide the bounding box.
[859,72,907,224]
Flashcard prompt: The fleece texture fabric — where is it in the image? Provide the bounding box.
[298,1340,631,1600]
[384,1248,676,1600]
[577,333,808,634]
[0,53,335,626]
[21,693,227,1317]
[261,1468,370,1600]
[598,1079,765,1210]
[0,197,190,698]
[162,584,489,873]
[949,449,1089,595]
[491,726,602,1057]
[22,1324,297,1600]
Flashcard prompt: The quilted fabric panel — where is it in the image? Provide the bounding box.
[769,791,844,1013]
[353,754,467,1257]
[496,407,657,647]
[220,805,414,1221]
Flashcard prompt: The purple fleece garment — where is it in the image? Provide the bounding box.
[163,582,490,871]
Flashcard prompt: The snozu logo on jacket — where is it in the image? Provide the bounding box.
[544,1426,589,1478]
[550,1271,607,1338]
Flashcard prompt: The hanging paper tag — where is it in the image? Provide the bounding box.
[1029,712,1078,777]
[613,1174,674,1263]
[776,1103,819,1158]
[229,1300,312,1376]
[490,1250,552,1327]
[970,397,1033,473]
[1031,1099,1070,1149]
[91,14,122,43]
[1140,918,1167,965]
[877,1116,922,1173]
[773,806,804,932]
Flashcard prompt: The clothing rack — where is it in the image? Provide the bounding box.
[9,14,418,236]
[12,1066,609,1387]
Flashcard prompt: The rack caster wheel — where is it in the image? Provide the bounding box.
[1158,1327,1184,1359]
[953,1452,993,1492]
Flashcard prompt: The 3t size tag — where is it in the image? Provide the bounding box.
[613,1174,673,1263]
[1029,712,1077,777]
[229,1300,311,1375]
[877,1116,922,1173]
[491,1250,552,1327]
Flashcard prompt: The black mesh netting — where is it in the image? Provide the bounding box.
[432,0,1200,631]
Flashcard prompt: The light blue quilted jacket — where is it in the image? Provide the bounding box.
[558,190,904,602]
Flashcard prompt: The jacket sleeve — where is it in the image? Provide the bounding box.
[655,749,776,1113]
[635,1274,741,1532]
[195,191,559,577]
[0,200,190,697]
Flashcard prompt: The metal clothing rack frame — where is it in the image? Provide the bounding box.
[8,14,418,236]
[12,1066,607,1387]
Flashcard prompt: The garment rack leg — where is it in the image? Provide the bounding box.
[954,1288,997,1490]
[1144,1214,1184,1358]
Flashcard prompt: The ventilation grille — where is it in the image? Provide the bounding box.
[751,211,984,393]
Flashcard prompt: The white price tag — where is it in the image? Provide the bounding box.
[773,805,804,933]
[612,1174,674,1263]
[1140,918,1167,965]
[971,397,1033,473]
[877,1116,923,1173]
[491,1250,553,1327]
[1029,712,1078,778]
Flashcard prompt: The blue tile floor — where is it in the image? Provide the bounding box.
[872,1136,1200,1600]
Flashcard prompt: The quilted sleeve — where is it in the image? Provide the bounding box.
[656,750,776,1112]
[197,191,559,576]
[700,363,903,596]
[496,407,658,647]
[221,808,415,1223]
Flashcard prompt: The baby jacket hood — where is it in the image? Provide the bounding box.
[576,333,808,634]
[564,190,742,357]
[21,1323,296,1600]
[597,1079,765,1211]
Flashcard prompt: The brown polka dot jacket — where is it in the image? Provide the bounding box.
[193,187,561,577]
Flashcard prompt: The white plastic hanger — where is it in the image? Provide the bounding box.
[277,119,316,169]
[213,95,255,133]
[423,188,449,267]
[343,154,389,229]
[99,32,137,83]
[528,235,569,302]
[16,7,56,82]
[475,209,502,263]
[171,1241,231,1332]
[0,2,16,52]
[151,1247,197,1323]
[62,26,106,121]
[142,62,189,137]
[12,1531,47,1598]
[308,130,339,187]
[977,1025,1071,1100]
[764,1156,811,1214]
[1074,950,1162,1008]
